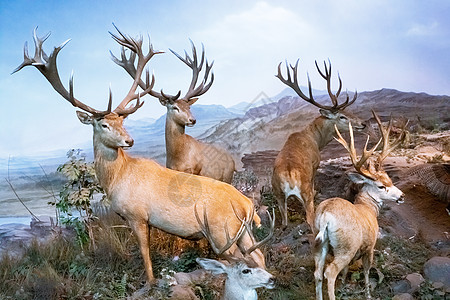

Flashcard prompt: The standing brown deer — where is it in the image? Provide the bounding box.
[111,40,235,183]
[272,60,365,229]
[13,26,264,283]
[314,111,406,300]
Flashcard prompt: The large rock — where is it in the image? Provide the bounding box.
[392,293,414,300]
[423,256,450,288]
[405,272,425,293]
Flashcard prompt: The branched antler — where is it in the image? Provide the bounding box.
[276,59,357,112]
[334,123,381,180]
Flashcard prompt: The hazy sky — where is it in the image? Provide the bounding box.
[1,0,449,157]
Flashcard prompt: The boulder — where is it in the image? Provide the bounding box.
[392,293,414,300]
[405,272,425,293]
[423,256,450,289]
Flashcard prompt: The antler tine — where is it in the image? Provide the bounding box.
[109,24,164,114]
[230,202,275,255]
[169,40,214,102]
[13,27,112,116]
[276,60,336,111]
[314,59,358,111]
[334,123,381,180]
[372,110,407,163]
[194,202,246,255]
[243,209,275,255]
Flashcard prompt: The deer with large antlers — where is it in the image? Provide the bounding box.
[13,26,264,283]
[272,60,366,230]
[111,40,235,183]
[196,204,275,300]
[313,111,406,300]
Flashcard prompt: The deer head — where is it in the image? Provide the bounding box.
[334,110,407,206]
[276,59,365,132]
[13,26,160,151]
[195,203,275,299]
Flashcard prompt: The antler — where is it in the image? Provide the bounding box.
[276,59,357,112]
[12,27,113,116]
[315,60,357,111]
[372,110,408,163]
[194,202,246,255]
[109,23,163,115]
[112,37,214,104]
[334,122,381,180]
[13,26,151,117]
[169,40,214,102]
[231,204,275,255]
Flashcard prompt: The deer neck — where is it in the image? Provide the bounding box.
[223,280,257,300]
[93,138,128,195]
[306,116,336,150]
[354,190,381,217]
[165,115,186,153]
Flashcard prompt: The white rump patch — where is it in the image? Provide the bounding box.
[283,182,304,205]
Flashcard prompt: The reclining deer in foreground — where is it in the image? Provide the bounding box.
[196,204,275,300]
[111,40,236,183]
[13,26,265,283]
[314,111,406,300]
[272,60,365,230]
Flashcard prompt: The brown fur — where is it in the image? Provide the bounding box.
[272,113,364,230]
[164,99,236,183]
[85,113,262,283]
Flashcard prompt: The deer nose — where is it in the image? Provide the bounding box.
[396,194,405,204]
[189,118,196,125]
[125,139,134,147]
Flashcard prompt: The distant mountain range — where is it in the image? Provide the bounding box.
[1,88,448,177]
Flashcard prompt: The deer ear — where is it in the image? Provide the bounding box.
[347,172,369,184]
[76,111,93,125]
[196,258,227,275]
[319,108,334,119]
[188,98,198,105]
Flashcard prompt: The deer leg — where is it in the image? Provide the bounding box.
[304,191,316,234]
[324,255,352,300]
[314,241,328,300]
[130,220,154,283]
[274,188,288,228]
[340,265,349,288]
[362,252,374,299]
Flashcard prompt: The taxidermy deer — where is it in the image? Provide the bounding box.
[13,25,264,283]
[110,40,236,183]
[272,60,365,230]
[313,111,406,300]
[196,204,275,300]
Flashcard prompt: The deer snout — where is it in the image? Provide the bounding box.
[125,139,134,147]
[266,276,276,289]
[396,193,405,204]
[189,118,196,125]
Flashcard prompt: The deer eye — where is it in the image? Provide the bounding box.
[101,124,108,129]
[242,269,251,274]
[339,116,347,120]
[172,106,180,112]
[377,185,386,190]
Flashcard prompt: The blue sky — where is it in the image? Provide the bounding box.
[1,0,449,157]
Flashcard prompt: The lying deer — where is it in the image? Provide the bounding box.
[272,60,365,230]
[111,39,235,183]
[313,111,406,300]
[196,204,275,300]
[13,26,263,283]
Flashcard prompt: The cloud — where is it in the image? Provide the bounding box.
[406,21,438,37]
